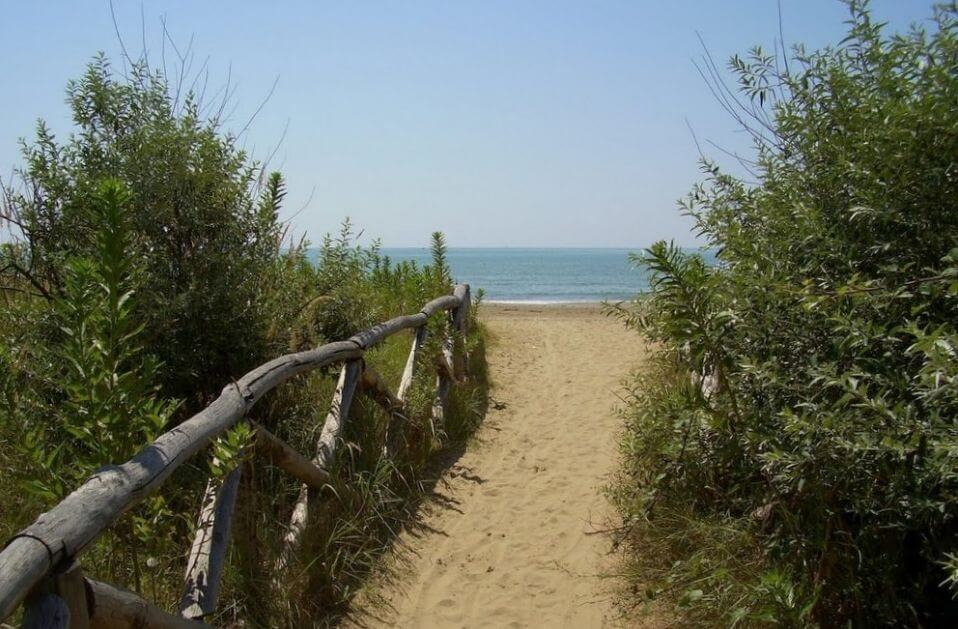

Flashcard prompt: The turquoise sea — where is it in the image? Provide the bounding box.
[377,247,715,304]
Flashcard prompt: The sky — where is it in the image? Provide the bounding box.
[0,1,934,248]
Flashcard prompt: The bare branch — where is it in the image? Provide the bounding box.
[0,261,52,301]
[109,0,134,77]
[238,75,280,138]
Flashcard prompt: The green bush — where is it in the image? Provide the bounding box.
[3,54,284,404]
[23,180,179,500]
[610,2,958,626]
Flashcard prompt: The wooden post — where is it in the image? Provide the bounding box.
[455,284,471,336]
[54,561,89,629]
[275,360,362,575]
[180,465,242,619]
[438,323,456,383]
[87,579,207,628]
[360,366,404,412]
[431,373,451,441]
[384,326,429,457]
[21,592,69,629]
[21,559,89,629]
[361,365,408,458]
[251,422,330,490]
[452,284,471,379]
[431,308,457,438]
[397,326,427,403]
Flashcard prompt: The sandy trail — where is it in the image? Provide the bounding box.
[359,305,648,628]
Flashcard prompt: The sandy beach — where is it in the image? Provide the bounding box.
[353,303,650,628]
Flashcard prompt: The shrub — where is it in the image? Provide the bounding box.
[610,2,958,625]
[21,179,179,499]
[3,53,284,404]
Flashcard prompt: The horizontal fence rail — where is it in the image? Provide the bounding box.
[0,284,471,628]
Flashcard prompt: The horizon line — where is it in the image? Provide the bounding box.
[345,244,707,250]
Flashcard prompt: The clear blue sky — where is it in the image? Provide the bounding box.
[0,1,933,247]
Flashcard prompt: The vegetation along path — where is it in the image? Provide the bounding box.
[359,304,648,628]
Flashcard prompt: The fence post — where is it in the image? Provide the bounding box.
[180,465,242,619]
[452,285,471,380]
[21,559,89,629]
[55,562,90,629]
[21,592,69,628]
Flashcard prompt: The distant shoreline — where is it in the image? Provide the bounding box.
[483,302,608,316]
[485,299,605,305]
[484,297,636,305]
[309,247,714,303]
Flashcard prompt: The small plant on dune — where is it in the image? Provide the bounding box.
[24,180,179,494]
[611,2,958,626]
[430,231,452,290]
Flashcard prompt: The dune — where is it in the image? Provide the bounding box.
[352,304,651,628]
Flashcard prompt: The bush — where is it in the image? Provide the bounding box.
[610,2,958,626]
[23,180,179,499]
[3,54,283,404]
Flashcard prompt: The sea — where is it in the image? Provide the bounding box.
[373,247,715,304]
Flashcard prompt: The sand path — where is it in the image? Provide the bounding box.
[361,305,648,628]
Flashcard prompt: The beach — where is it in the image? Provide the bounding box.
[353,303,651,628]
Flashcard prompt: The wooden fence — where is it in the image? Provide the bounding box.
[0,284,472,628]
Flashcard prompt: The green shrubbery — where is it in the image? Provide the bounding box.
[0,52,486,624]
[611,2,958,626]
[7,54,285,404]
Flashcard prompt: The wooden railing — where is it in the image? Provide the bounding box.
[0,284,472,628]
